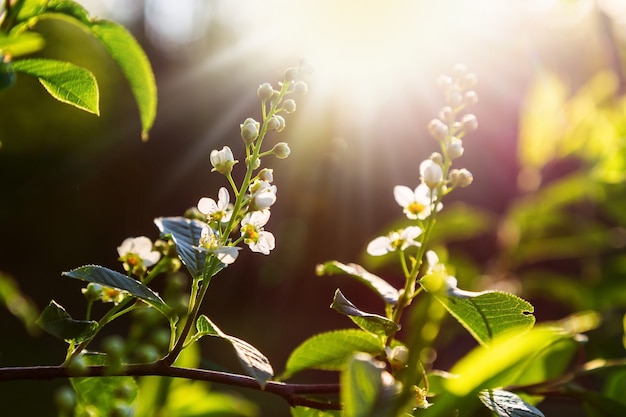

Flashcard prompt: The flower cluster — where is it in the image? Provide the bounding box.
[194,64,309,265]
[367,65,477,256]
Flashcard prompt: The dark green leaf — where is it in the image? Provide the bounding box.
[317,261,399,305]
[283,329,384,379]
[63,265,172,318]
[36,300,97,343]
[196,315,273,387]
[155,216,223,279]
[12,58,99,114]
[429,288,535,346]
[479,389,545,417]
[89,20,157,139]
[331,289,399,337]
[71,353,137,415]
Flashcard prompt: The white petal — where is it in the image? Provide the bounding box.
[142,251,161,267]
[117,237,134,256]
[215,246,240,265]
[217,187,230,209]
[401,226,422,241]
[198,197,218,214]
[393,185,414,207]
[250,231,275,255]
[367,236,392,256]
[426,250,439,268]
[250,210,271,227]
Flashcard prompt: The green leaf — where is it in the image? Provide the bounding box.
[291,406,341,417]
[89,20,157,140]
[63,265,172,318]
[196,315,274,387]
[445,326,566,396]
[71,353,137,415]
[166,380,258,417]
[36,300,97,343]
[478,389,545,417]
[0,32,45,57]
[317,261,399,305]
[12,0,48,23]
[428,287,535,346]
[46,0,91,23]
[155,217,223,279]
[12,58,99,114]
[340,353,398,417]
[331,289,399,337]
[605,369,626,406]
[283,329,384,379]
[577,390,626,417]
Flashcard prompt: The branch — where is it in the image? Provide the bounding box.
[0,362,341,411]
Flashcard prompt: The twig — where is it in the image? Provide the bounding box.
[0,362,342,411]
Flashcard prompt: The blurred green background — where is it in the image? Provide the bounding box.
[2,0,626,415]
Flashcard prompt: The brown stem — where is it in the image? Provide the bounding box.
[0,362,341,410]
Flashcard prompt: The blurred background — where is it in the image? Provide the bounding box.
[2,0,626,415]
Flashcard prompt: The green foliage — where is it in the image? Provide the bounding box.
[478,389,545,417]
[155,217,213,279]
[283,329,384,379]
[195,315,274,387]
[36,300,97,343]
[331,289,400,337]
[12,58,99,114]
[0,0,157,139]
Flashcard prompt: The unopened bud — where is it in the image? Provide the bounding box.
[210,146,238,175]
[428,119,448,141]
[284,67,298,82]
[240,118,260,144]
[461,113,478,133]
[420,159,444,189]
[386,345,409,370]
[272,142,291,159]
[464,91,478,106]
[447,89,463,107]
[245,155,261,170]
[293,81,308,94]
[447,137,464,159]
[283,99,296,113]
[259,168,274,182]
[438,106,454,124]
[449,168,473,188]
[82,283,103,302]
[266,115,281,131]
[429,152,443,165]
[257,83,274,101]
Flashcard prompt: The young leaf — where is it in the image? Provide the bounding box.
[71,353,137,415]
[196,315,274,387]
[12,58,99,114]
[0,32,45,57]
[479,389,545,417]
[331,289,399,337]
[430,288,535,346]
[89,20,157,140]
[46,0,91,23]
[155,216,223,279]
[342,354,385,417]
[317,261,399,305]
[62,265,172,318]
[283,329,384,379]
[36,300,97,343]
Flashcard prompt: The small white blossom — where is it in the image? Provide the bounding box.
[393,184,440,220]
[420,159,444,189]
[241,210,275,255]
[197,226,240,265]
[210,146,238,174]
[197,187,232,223]
[117,236,160,270]
[425,250,458,291]
[249,180,277,211]
[367,226,422,256]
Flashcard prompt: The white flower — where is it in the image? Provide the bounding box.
[240,210,275,255]
[210,146,238,174]
[249,180,277,211]
[198,187,232,223]
[420,159,444,189]
[425,250,457,291]
[367,226,422,256]
[393,184,440,220]
[117,236,161,270]
[197,226,240,265]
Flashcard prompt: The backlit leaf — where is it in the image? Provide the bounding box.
[317,261,399,305]
[36,300,97,343]
[479,389,545,417]
[195,315,274,387]
[12,58,99,114]
[283,329,384,379]
[331,289,399,337]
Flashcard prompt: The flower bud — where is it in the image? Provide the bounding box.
[266,115,281,131]
[429,152,443,165]
[386,345,409,370]
[438,106,454,124]
[274,114,286,131]
[282,99,296,113]
[210,146,238,175]
[447,137,464,159]
[464,72,478,88]
[284,66,298,82]
[240,118,260,144]
[447,88,463,107]
[293,80,308,94]
[464,91,478,106]
[82,283,103,302]
[259,168,274,182]
[461,113,478,133]
[272,142,291,159]
[428,119,448,141]
[245,155,261,170]
[449,168,473,188]
[257,82,274,100]
[420,159,444,189]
